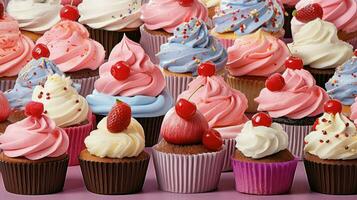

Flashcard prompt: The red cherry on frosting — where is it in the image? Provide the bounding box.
[60,5,80,21]
[312,119,319,131]
[198,62,216,77]
[324,99,342,115]
[285,56,304,70]
[354,49,357,57]
[25,101,44,118]
[0,2,4,19]
[202,129,223,151]
[175,98,197,120]
[111,61,130,81]
[252,112,272,127]
[178,0,193,7]
[32,44,50,60]
[265,73,285,91]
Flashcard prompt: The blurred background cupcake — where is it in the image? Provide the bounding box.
[140,0,209,63]
[0,91,11,133]
[200,0,220,18]
[226,29,290,113]
[87,36,173,147]
[212,0,285,48]
[350,97,357,125]
[280,0,299,39]
[78,0,143,58]
[157,18,227,101]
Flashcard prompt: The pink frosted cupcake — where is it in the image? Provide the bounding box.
[178,62,248,171]
[255,57,330,158]
[232,112,298,195]
[32,74,94,166]
[140,0,208,63]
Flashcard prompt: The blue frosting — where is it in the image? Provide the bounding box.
[213,0,284,36]
[86,89,173,118]
[157,18,227,76]
[325,57,357,105]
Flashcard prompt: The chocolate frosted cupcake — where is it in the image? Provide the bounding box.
[0,91,11,133]
[79,101,150,195]
[0,102,69,195]
[304,100,357,195]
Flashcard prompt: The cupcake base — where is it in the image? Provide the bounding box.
[21,30,42,42]
[222,138,236,172]
[305,66,335,89]
[66,69,99,97]
[0,76,17,92]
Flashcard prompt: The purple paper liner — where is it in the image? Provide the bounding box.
[232,156,298,195]
[72,75,99,97]
[0,79,16,92]
[152,146,227,193]
[222,138,236,172]
[164,74,195,102]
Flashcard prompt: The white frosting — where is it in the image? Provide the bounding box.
[78,0,142,31]
[236,121,288,159]
[304,113,357,160]
[84,117,145,158]
[7,0,62,33]
[288,19,353,69]
[32,74,89,127]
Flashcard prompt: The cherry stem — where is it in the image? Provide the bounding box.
[188,84,204,100]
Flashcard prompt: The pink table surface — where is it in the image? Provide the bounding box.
[1,148,356,200]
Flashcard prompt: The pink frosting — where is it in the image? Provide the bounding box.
[178,75,248,139]
[227,30,290,77]
[350,97,357,125]
[95,35,165,96]
[255,68,330,119]
[61,0,82,6]
[0,115,69,160]
[0,91,10,122]
[140,0,209,33]
[36,20,105,72]
[279,0,300,6]
[0,14,34,77]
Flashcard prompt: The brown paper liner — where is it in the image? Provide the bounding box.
[79,150,150,195]
[21,30,42,42]
[0,77,17,92]
[283,5,294,39]
[136,116,165,147]
[305,66,335,89]
[304,154,357,195]
[0,154,69,195]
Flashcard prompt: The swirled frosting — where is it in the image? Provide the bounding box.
[178,74,248,139]
[32,74,89,127]
[88,36,173,117]
[200,0,221,8]
[84,117,145,158]
[304,112,357,160]
[255,68,330,119]
[213,0,285,35]
[36,20,105,72]
[236,120,288,159]
[288,19,353,69]
[291,0,357,35]
[227,29,290,77]
[6,0,62,33]
[0,114,69,160]
[78,0,142,31]
[0,14,34,77]
[140,0,209,33]
[0,91,10,122]
[5,58,64,109]
[326,56,357,106]
[158,18,227,75]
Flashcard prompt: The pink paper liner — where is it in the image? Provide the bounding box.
[232,156,298,195]
[222,138,236,172]
[64,114,95,166]
[72,75,99,97]
[217,38,235,49]
[0,79,16,92]
[165,75,195,102]
[152,146,227,193]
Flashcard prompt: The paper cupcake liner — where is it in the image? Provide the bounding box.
[304,157,357,194]
[64,115,95,166]
[165,75,195,102]
[72,75,99,97]
[217,38,235,49]
[346,36,357,49]
[232,157,298,195]
[222,138,236,172]
[79,152,150,195]
[152,146,226,193]
[140,26,171,64]
[0,155,69,195]
[226,75,266,113]
[0,78,16,92]
[136,116,165,147]
[305,67,335,90]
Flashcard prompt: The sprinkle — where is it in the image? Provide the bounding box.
[319,140,324,143]
[46,93,50,96]
[78,109,81,112]
[325,140,330,143]
[38,95,42,99]
[46,97,50,100]
[322,118,327,122]
[64,87,67,90]
[335,134,340,138]
[345,146,349,150]
[322,130,327,135]
[345,133,349,137]
[44,110,48,114]
[346,123,350,127]
[76,100,79,103]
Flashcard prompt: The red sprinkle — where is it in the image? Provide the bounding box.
[319,140,324,143]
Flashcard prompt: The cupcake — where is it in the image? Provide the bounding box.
[140,0,209,63]
[0,8,34,91]
[200,0,220,18]
[61,0,82,6]
[255,57,330,158]
[79,101,150,195]
[0,91,11,133]
[86,36,173,147]
[78,0,143,58]
[0,101,69,195]
[32,74,94,166]
[178,62,248,171]
[226,29,291,112]
[288,18,353,88]
[6,0,63,41]
[325,50,357,116]
[350,97,357,124]
[157,17,227,101]
[280,0,299,39]
[304,99,357,194]
[212,0,285,48]
[153,99,226,193]
[36,7,105,96]
[232,112,298,195]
